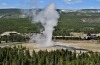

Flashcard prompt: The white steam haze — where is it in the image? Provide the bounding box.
[29,3,60,47]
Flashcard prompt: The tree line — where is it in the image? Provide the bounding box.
[0,34,29,43]
[0,46,100,65]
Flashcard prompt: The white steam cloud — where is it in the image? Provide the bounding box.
[30,3,60,47]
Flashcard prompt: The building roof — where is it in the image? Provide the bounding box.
[0,31,20,36]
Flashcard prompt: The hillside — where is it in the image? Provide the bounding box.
[53,16,100,36]
[0,9,100,18]
[0,9,23,18]
[0,9,100,35]
[0,18,42,33]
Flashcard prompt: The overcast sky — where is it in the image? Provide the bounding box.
[0,0,100,9]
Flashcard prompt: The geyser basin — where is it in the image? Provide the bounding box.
[36,42,54,48]
[20,42,88,53]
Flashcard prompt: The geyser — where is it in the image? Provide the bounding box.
[30,3,60,47]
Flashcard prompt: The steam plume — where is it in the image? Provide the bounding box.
[30,3,60,47]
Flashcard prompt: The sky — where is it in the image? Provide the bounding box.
[0,0,100,9]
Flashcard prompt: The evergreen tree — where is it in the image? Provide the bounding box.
[0,37,1,43]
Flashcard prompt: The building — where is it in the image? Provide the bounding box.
[0,31,20,36]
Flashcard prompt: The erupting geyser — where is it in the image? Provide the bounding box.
[30,3,60,47]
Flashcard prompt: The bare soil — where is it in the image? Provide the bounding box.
[16,40,100,53]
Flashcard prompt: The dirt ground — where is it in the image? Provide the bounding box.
[54,40,100,52]
[16,40,100,53]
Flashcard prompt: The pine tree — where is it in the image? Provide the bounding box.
[57,57,63,65]
[25,49,31,58]
[0,36,1,43]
